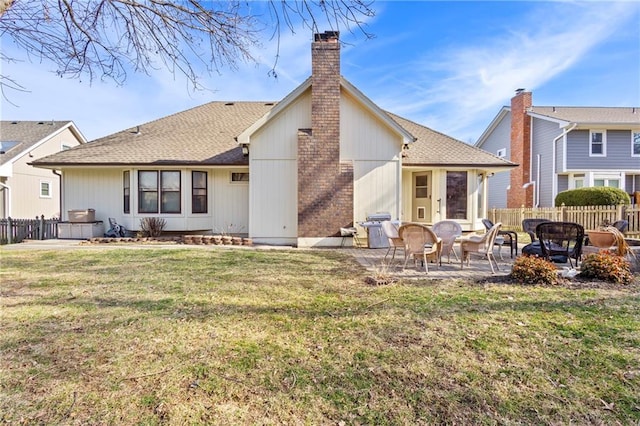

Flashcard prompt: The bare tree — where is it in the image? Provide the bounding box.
[0,0,374,96]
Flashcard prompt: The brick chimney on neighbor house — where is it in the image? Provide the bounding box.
[297,31,354,241]
[508,89,533,208]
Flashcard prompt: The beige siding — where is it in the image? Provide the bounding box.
[342,90,403,225]
[248,93,310,243]
[354,161,400,223]
[211,169,249,235]
[63,169,121,227]
[250,92,311,160]
[249,159,297,243]
[6,127,82,218]
[63,167,249,233]
[340,92,401,161]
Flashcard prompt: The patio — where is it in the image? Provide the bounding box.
[341,245,517,280]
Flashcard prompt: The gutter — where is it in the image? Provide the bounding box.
[53,170,62,219]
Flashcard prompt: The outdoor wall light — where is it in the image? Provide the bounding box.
[241,144,249,156]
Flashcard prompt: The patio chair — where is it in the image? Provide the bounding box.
[432,220,462,264]
[482,218,517,258]
[381,220,404,262]
[536,221,584,268]
[460,222,502,274]
[398,223,442,273]
[522,218,551,244]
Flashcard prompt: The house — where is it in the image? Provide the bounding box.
[476,90,640,208]
[0,120,86,218]
[31,31,514,246]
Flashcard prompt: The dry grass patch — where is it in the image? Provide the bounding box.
[1,248,639,424]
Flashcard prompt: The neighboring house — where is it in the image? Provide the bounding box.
[0,120,86,218]
[31,31,514,246]
[476,90,640,208]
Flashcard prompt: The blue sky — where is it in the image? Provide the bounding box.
[1,1,639,143]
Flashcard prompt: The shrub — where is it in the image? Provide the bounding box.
[510,255,559,285]
[579,251,633,284]
[139,217,166,237]
[555,187,630,207]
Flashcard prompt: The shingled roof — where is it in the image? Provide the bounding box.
[528,106,640,125]
[1,120,77,166]
[31,99,515,169]
[390,114,516,168]
[32,102,276,167]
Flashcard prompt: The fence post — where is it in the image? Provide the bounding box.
[617,203,625,222]
[7,217,12,244]
[38,215,44,240]
[520,205,525,227]
[561,203,567,222]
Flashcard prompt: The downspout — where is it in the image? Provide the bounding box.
[552,123,577,201]
[53,170,62,219]
[536,154,541,208]
[0,182,10,217]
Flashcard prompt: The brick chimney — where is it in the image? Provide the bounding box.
[298,31,354,241]
[508,89,533,208]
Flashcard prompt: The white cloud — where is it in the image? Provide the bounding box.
[372,2,638,142]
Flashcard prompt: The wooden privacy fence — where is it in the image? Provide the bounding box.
[488,204,640,237]
[0,216,59,244]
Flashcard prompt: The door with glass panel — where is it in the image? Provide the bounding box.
[412,172,432,223]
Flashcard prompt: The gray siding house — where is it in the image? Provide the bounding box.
[476,90,640,208]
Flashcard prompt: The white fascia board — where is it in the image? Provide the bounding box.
[526,112,571,128]
[0,161,13,177]
[572,123,640,130]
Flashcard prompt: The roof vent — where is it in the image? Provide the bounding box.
[552,107,556,112]
[225,102,234,106]
[37,121,44,125]
[264,102,274,106]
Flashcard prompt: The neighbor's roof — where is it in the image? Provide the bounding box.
[390,114,516,169]
[32,102,276,167]
[527,106,640,126]
[1,120,81,166]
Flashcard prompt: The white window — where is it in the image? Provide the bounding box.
[589,130,606,156]
[40,181,52,198]
[593,174,620,189]
[496,148,506,158]
[230,172,249,183]
[632,131,640,157]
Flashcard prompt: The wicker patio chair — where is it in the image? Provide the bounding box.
[432,220,462,264]
[398,223,442,273]
[460,222,502,274]
[381,220,404,262]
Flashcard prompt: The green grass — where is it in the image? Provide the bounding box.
[1,248,639,424]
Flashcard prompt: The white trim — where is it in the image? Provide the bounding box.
[589,130,606,157]
[39,180,52,198]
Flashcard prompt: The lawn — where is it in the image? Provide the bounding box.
[1,248,639,424]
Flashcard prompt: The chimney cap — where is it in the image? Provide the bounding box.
[314,31,340,42]
[515,88,526,95]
